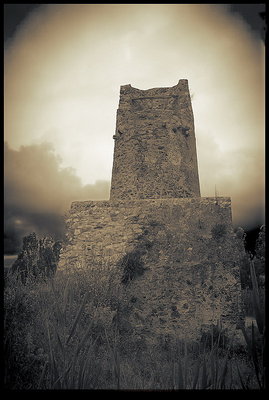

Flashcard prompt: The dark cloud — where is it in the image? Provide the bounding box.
[4,4,43,47]
[4,137,264,255]
[228,4,266,42]
[196,131,265,231]
[4,142,110,253]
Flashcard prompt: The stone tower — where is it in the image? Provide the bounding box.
[110,80,200,200]
[58,80,244,343]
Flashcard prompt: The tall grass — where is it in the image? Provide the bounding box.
[4,262,265,390]
[238,260,265,389]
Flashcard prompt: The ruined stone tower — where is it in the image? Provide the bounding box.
[110,80,200,200]
[58,80,244,343]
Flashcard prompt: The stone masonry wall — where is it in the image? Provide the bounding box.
[58,197,244,342]
[110,80,200,200]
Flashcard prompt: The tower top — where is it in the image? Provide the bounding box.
[110,80,200,200]
[120,78,189,91]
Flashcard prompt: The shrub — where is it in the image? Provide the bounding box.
[239,259,265,389]
[4,275,48,389]
[11,233,62,283]
[120,250,147,284]
[4,266,262,390]
[4,225,266,389]
[211,224,227,240]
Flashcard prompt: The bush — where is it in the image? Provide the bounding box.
[4,226,266,389]
[11,233,62,283]
[4,275,48,389]
[211,224,227,240]
[120,250,147,284]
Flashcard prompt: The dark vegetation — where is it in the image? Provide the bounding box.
[211,223,227,240]
[3,226,266,390]
[10,232,61,283]
[120,224,157,284]
[239,226,265,289]
[120,250,148,284]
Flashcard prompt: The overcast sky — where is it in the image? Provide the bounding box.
[4,4,265,251]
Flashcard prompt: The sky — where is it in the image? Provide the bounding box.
[4,4,265,253]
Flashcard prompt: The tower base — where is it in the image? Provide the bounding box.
[58,197,244,342]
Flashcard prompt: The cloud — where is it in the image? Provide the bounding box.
[4,4,265,246]
[4,142,110,253]
[4,4,264,178]
[196,132,265,229]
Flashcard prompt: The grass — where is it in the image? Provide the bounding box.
[4,261,265,390]
[238,260,265,389]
